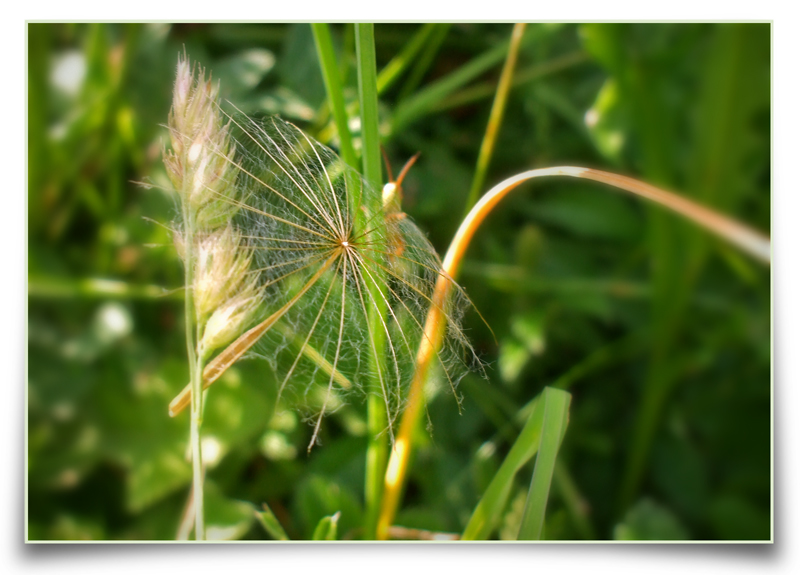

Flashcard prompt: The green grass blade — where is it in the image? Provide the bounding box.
[517,387,571,540]
[355,24,383,193]
[392,30,539,134]
[377,23,437,94]
[312,511,340,541]
[398,24,451,101]
[255,503,290,541]
[392,39,513,134]
[355,23,389,541]
[464,23,527,215]
[462,392,546,540]
[311,23,358,172]
[432,51,587,113]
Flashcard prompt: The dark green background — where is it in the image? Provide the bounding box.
[27,23,770,541]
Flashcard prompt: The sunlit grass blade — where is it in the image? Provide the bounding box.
[255,502,290,540]
[517,387,571,540]
[461,390,547,540]
[464,23,527,215]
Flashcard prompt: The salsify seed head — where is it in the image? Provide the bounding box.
[165,56,482,442]
[212,111,482,441]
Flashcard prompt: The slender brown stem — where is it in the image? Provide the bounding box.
[376,165,771,539]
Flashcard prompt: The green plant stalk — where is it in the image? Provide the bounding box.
[181,206,204,541]
[311,23,359,172]
[517,387,571,540]
[464,23,527,215]
[355,23,389,540]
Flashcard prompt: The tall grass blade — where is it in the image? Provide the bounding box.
[464,23,527,215]
[517,387,571,540]
[461,391,547,540]
[311,23,358,171]
[355,23,390,540]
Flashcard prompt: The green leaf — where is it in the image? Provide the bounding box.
[525,186,643,242]
[295,475,362,540]
[312,511,341,540]
[127,448,192,513]
[203,482,256,541]
[213,48,276,99]
[517,387,571,540]
[709,495,770,541]
[498,310,546,383]
[463,387,571,540]
[584,78,627,164]
[613,498,689,540]
[255,502,290,541]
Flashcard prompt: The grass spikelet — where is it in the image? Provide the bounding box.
[164,54,261,540]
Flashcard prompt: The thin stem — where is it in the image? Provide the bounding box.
[377,165,771,537]
[182,207,205,541]
[464,23,527,215]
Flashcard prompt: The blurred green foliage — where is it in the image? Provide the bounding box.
[27,22,770,541]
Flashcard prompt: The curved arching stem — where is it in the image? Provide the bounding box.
[376,165,770,539]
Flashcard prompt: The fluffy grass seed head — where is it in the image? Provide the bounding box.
[164,55,241,229]
[164,56,263,363]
